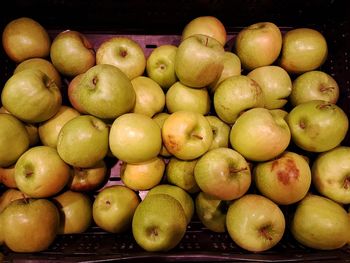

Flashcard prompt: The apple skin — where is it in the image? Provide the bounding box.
[162,111,213,160]
[226,194,285,252]
[206,115,230,150]
[96,37,146,79]
[50,30,95,77]
[291,194,350,250]
[0,188,27,213]
[93,185,140,233]
[175,34,225,88]
[214,75,264,124]
[132,193,187,252]
[67,73,88,114]
[230,108,291,162]
[235,22,282,70]
[194,147,251,200]
[146,44,178,90]
[247,65,292,109]
[152,113,172,157]
[280,28,328,74]
[1,198,60,253]
[0,165,17,188]
[2,17,51,63]
[312,146,350,204]
[254,151,311,205]
[286,100,349,152]
[1,69,62,123]
[290,70,339,106]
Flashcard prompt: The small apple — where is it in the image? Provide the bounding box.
[286,100,348,152]
[152,112,172,157]
[2,17,51,63]
[50,30,95,77]
[175,34,225,88]
[93,185,140,233]
[205,115,230,150]
[0,188,26,213]
[162,111,213,160]
[96,37,146,79]
[226,194,286,252]
[0,165,17,188]
[67,73,88,114]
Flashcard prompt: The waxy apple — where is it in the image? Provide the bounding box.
[67,73,88,114]
[206,115,230,150]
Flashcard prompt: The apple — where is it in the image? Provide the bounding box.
[1,69,62,123]
[226,194,286,252]
[0,113,29,167]
[57,115,109,168]
[93,185,140,233]
[152,112,172,157]
[50,30,95,77]
[146,44,178,89]
[312,146,350,204]
[96,37,146,79]
[194,147,251,200]
[165,157,200,194]
[131,76,165,117]
[132,193,187,252]
[2,17,51,63]
[39,105,80,148]
[120,157,165,191]
[291,194,350,250]
[73,64,136,119]
[15,146,71,198]
[67,73,88,114]
[1,198,60,252]
[166,81,210,115]
[181,16,227,46]
[175,34,225,88]
[0,165,17,188]
[205,115,230,150]
[213,75,264,124]
[162,111,213,160]
[290,70,339,106]
[280,28,328,74]
[235,22,282,70]
[0,188,26,213]
[247,65,292,109]
[286,100,348,152]
[254,151,311,205]
[109,113,162,164]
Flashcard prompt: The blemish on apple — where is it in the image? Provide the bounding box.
[271,158,299,185]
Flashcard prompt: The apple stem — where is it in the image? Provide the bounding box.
[229,167,248,173]
[205,37,208,46]
[260,226,273,241]
[92,77,98,85]
[192,134,203,140]
[22,194,29,204]
[319,86,335,92]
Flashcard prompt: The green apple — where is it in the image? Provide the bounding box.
[93,185,140,233]
[230,108,291,161]
[194,147,251,200]
[96,37,146,79]
[0,113,29,167]
[166,81,210,115]
[50,30,95,77]
[247,65,292,109]
[2,198,60,252]
[109,113,162,164]
[254,151,311,205]
[0,188,26,213]
[226,194,285,252]
[291,194,350,250]
[206,115,230,150]
[175,34,225,88]
[0,164,17,188]
[152,112,172,157]
[235,22,282,70]
[280,28,328,74]
[214,75,264,124]
[290,70,339,106]
[57,115,109,168]
[67,73,88,114]
[131,76,165,117]
[146,44,178,89]
[2,17,51,63]
[1,69,62,123]
[287,100,348,152]
[132,193,187,252]
[162,111,213,160]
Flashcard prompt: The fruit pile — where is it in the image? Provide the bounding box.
[0,15,349,254]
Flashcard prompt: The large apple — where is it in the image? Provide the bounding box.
[50,30,95,77]
[152,112,172,157]
[2,17,51,63]
[286,100,348,152]
[194,147,251,200]
[67,73,88,114]
[235,22,282,70]
[162,111,213,160]
[206,115,230,150]
[213,75,264,124]
[226,194,286,252]
[1,69,62,123]
[96,37,146,79]
[175,34,225,88]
